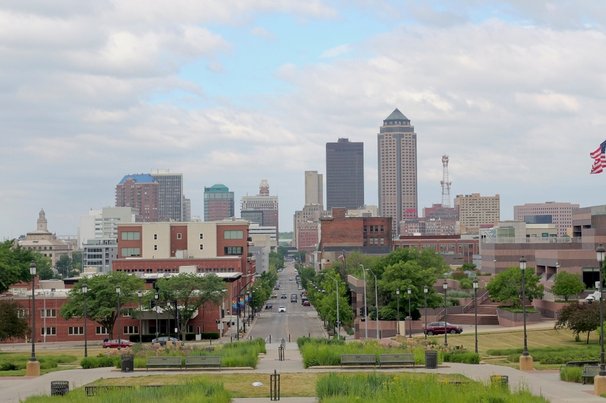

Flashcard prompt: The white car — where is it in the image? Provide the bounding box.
[278,306,286,313]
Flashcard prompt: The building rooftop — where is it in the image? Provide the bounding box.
[118,174,157,184]
[384,108,409,122]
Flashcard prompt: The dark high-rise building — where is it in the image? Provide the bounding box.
[378,108,418,237]
[151,171,184,221]
[326,138,364,211]
[115,174,159,222]
[204,184,235,221]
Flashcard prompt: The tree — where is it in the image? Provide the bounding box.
[0,240,52,292]
[314,269,352,335]
[61,272,145,338]
[555,302,600,344]
[0,300,28,341]
[486,267,544,309]
[55,255,72,278]
[155,273,225,340]
[552,272,586,302]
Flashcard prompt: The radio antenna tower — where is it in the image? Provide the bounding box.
[440,155,452,207]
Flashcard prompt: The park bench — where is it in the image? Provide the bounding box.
[340,354,377,367]
[378,353,415,367]
[582,365,600,384]
[184,355,221,369]
[565,360,599,367]
[146,356,183,370]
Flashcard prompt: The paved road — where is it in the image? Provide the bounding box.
[248,262,327,343]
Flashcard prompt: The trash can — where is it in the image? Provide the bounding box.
[425,350,438,369]
[121,354,134,372]
[490,375,509,388]
[50,380,69,396]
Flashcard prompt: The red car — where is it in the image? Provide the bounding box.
[302,300,311,306]
[102,338,132,348]
[423,322,463,335]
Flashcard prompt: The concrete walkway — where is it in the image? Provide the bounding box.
[1,339,604,402]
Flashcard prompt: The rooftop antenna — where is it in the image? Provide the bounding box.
[440,155,452,207]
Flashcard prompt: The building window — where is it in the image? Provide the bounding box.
[68,326,84,335]
[177,233,182,240]
[154,245,158,251]
[121,247,141,257]
[17,308,28,319]
[224,246,243,255]
[199,233,203,240]
[96,326,109,335]
[41,327,56,336]
[41,309,56,318]
[153,234,157,240]
[123,325,138,335]
[121,232,141,241]
[224,230,244,240]
[199,244,204,250]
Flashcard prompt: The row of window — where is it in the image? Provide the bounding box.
[42,326,139,336]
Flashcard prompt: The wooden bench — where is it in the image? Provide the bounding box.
[340,354,377,367]
[582,365,600,384]
[184,355,221,369]
[378,353,415,367]
[566,360,599,367]
[146,356,183,370]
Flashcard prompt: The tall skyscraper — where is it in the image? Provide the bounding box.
[204,184,235,221]
[326,138,364,210]
[304,171,323,208]
[115,174,159,222]
[151,170,184,221]
[241,179,279,233]
[378,108,418,237]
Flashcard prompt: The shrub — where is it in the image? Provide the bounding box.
[443,351,480,364]
[560,366,583,383]
[81,355,118,369]
[0,361,17,371]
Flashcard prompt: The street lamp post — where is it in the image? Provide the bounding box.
[137,290,143,344]
[443,281,448,347]
[115,286,121,349]
[519,257,534,371]
[396,289,400,336]
[407,288,412,338]
[335,277,340,339]
[82,284,88,358]
[26,261,40,376]
[473,279,478,354]
[361,265,368,340]
[366,268,379,340]
[154,293,159,338]
[423,286,428,339]
[598,246,606,378]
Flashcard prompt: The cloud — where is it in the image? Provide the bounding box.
[321,44,351,58]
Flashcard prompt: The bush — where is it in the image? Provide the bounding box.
[560,366,583,383]
[0,361,17,371]
[81,355,118,369]
[487,345,598,365]
[443,351,479,364]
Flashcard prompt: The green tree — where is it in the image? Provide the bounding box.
[155,273,225,340]
[555,302,600,344]
[55,255,72,278]
[314,269,352,336]
[61,272,145,338]
[0,240,53,291]
[0,299,28,341]
[552,272,586,302]
[486,267,544,309]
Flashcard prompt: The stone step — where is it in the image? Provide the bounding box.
[447,313,499,325]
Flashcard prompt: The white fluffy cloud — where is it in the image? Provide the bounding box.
[2,1,606,237]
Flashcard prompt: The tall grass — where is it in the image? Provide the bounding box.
[560,366,583,383]
[487,345,598,364]
[0,354,77,374]
[24,379,230,403]
[298,338,433,368]
[316,373,548,403]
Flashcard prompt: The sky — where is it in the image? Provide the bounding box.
[2,0,606,238]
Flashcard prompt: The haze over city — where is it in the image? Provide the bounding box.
[2,1,606,238]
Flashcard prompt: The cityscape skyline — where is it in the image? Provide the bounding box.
[2,1,606,238]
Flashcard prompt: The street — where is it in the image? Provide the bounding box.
[247,262,327,342]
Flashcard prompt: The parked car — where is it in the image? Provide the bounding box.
[151,336,179,346]
[302,300,311,306]
[102,338,132,348]
[280,293,287,299]
[423,322,463,335]
[278,306,286,313]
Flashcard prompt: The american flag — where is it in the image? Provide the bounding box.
[590,140,606,174]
